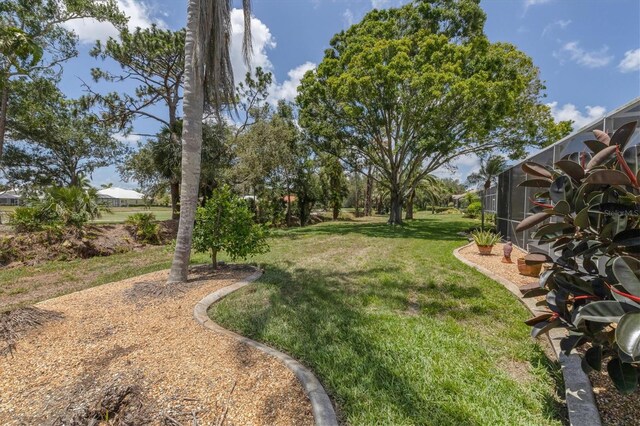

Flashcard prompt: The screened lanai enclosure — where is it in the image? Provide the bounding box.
[485,97,640,253]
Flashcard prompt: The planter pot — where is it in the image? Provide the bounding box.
[477,244,494,255]
[517,258,542,277]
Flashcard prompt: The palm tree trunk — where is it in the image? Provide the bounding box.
[0,80,8,160]
[168,0,204,284]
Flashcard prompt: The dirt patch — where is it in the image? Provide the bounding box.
[0,220,177,268]
[0,306,64,356]
[0,266,313,425]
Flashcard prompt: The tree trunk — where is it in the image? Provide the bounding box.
[364,166,373,216]
[405,189,415,220]
[170,181,180,220]
[388,189,403,225]
[354,170,360,217]
[332,204,339,220]
[168,0,203,284]
[0,80,8,160]
[211,249,218,269]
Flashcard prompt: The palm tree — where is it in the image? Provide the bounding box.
[466,155,507,230]
[168,0,252,283]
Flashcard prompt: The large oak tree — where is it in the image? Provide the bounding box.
[297,0,570,225]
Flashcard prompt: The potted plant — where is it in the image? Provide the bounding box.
[471,229,501,255]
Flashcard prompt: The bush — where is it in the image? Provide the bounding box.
[126,213,160,244]
[10,187,104,233]
[517,121,640,394]
[464,201,482,218]
[193,185,270,268]
[470,229,500,246]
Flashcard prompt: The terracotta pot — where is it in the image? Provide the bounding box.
[517,258,542,277]
[477,244,494,255]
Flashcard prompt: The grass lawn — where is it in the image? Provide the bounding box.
[0,206,173,225]
[210,212,564,425]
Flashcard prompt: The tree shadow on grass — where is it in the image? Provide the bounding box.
[214,263,563,425]
[271,216,473,242]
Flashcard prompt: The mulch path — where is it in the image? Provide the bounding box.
[0,265,313,425]
[458,242,640,426]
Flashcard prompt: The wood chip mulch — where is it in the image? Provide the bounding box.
[0,265,313,425]
[458,242,640,426]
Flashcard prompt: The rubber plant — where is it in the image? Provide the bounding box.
[516,121,640,394]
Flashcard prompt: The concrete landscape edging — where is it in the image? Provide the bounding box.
[453,243,601,426]
[193,267,339,426]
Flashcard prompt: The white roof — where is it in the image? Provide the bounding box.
[97,187,144,200]
[0,191,20,199]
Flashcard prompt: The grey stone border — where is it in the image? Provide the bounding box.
[453,243,601,426]
[193,267,339,426]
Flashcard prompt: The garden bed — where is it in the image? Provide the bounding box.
[0,264,312,425]
[457,243,640,426]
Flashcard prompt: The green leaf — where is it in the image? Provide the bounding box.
[522,162,552,179]
[607,357,638,394]
[609,121,638,150]
[574,301,626,326]
[584,345,602,371]
[612,256,640,297]
[519,178,552,188]
[616,312,640,359]
[553,200,571,215]
[593,129,611,145]
[531,319,561,338]
[574,206,591,229]
[584,139,608,154]
[586,145,617,169]
[584,169,631,186]
[515,212,551,232]
[534,222,574,242]
[612,229,640,254]
[555,160,585,181]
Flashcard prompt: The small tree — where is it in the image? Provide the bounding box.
[192,185,269,269]
[466,155,507,230]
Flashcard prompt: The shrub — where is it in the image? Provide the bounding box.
[126,213,160,244]
[470,229,500,246]
[193,185,270,268]
[516,121,640,394]
[464,201,482,218]
[10,187,104,233]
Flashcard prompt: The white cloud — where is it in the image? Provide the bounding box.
[115,133,142,145]
[63,0,162,44]
[343,9,355,27]
[541,19,571,37]
[433,154,481,184]
[547,102,606,130]
[618,48,640,73]
[229,9,277,85]
[524,0,553,8]
[271,62,317,103]
[554,41,613,68]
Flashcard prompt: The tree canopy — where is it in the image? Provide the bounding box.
[297,0,571,224]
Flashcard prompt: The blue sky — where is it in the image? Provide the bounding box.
[58,0,640,187]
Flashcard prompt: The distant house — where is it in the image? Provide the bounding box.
[0,190,21,206]
[97,187,146,207]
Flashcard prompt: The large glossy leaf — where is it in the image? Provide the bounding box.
[616,312,640,359]
[531,318,561,338]
[554,200,571,215]
[612,256,640,297]
[515,212,551,232]
[555,160,585,181]
[561,334,586,355]
[586,145,617,169]
[573,301,628,326]
[584,139,608,154]
[593,129,611,145]
[607,357,638,394]
[554,273,594,296]
[589,202,639,216]
[612,228,640,253]
[609,121,638,150]
[549,175,573,205]
[584,345,602,371]
[534,222,574,242]
[623,147,640,176]
[600,215,628,239]
[574,206,590,229]
[519,178,552,188]
[524,312,553,326]
[584,169,631,186]
[522,162,553,179]
[539,268,555,288]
